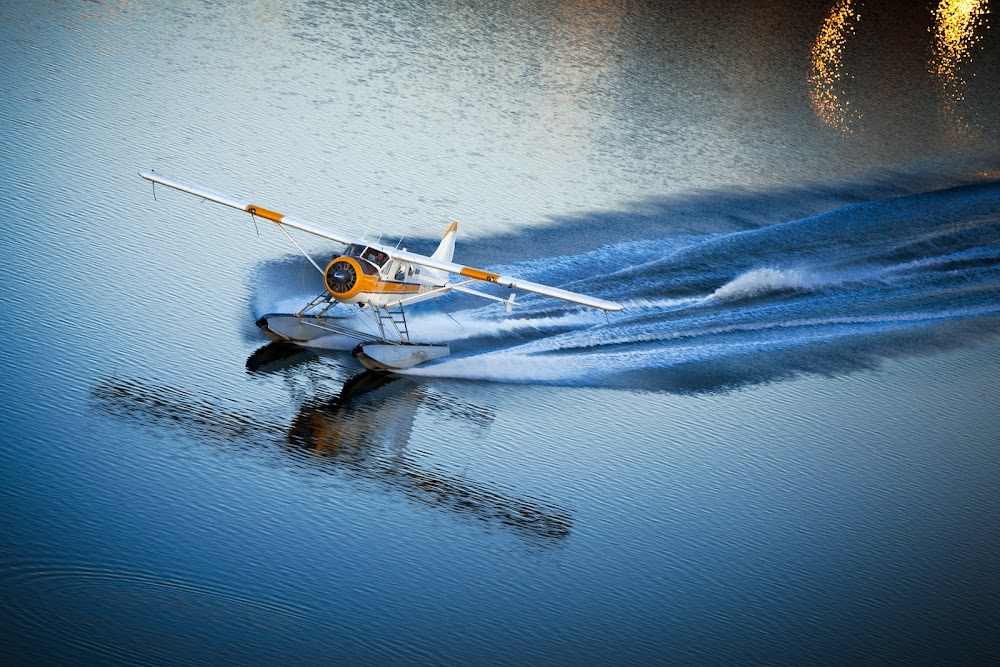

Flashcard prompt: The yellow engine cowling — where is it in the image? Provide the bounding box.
[324,256,379,302]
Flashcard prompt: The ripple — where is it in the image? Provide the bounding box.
[0,556,344,664]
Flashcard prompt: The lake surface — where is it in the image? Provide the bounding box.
[2,1,999,664]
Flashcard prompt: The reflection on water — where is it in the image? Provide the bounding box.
[930,0,990,132]
[808,0,862,132]
[808,0,997,138]
[246,340,317,373]
[92,353,572,545]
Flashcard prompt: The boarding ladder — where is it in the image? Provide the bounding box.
[297,291,339,319]
[376,305,410,343]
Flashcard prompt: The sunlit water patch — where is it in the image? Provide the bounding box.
[808,0,863,132]
[931,0,991,132]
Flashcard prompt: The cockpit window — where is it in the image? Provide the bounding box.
[362,248,388,266]
[344,244,366,257]
[342,244,388,267]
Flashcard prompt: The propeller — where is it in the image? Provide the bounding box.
[325,259,357,295]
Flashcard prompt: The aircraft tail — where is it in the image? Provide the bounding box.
[421,221,457,283]
[431,221,458,263]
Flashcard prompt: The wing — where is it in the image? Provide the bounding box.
[139,171,623,312]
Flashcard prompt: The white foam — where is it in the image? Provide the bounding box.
[400,303,1000,383]
[408,310,601,341]
[620,297,703,310]
[254,294,319,317]
[710,268,821,302]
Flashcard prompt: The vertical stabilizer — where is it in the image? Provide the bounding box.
[418,221,457,284]
[431,221,458,263]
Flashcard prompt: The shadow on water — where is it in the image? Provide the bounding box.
[401,169,1000,264]
[92,352,573,545]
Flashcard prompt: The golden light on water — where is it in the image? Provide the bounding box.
[930,0,990,125]
[808,0,862,133]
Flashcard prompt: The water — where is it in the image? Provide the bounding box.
[2,0,1000,664]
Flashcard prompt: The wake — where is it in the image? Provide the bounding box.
[400,182,1000,389]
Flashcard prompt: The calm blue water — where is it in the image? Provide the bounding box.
[2,1,1000,664]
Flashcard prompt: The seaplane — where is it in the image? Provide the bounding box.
[139,171,623,371]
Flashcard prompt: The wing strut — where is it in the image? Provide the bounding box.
[271,217,325,275]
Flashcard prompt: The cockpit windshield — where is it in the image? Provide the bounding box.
[343,244,389,267]
[344,243,366,257]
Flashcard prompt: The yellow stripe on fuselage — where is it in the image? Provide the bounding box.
[369,281,423,294]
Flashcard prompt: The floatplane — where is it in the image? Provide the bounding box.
[139,171,623,371]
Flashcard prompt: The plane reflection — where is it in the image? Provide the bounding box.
[93,347,572,544]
